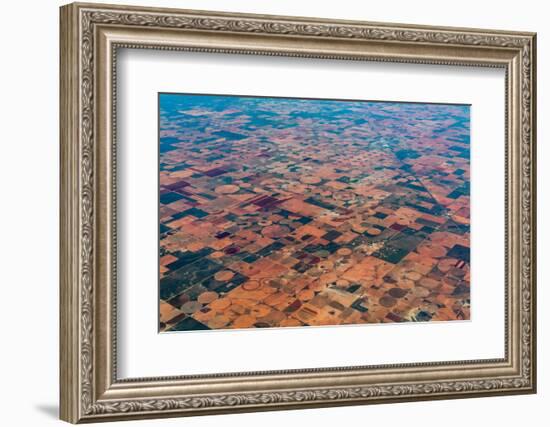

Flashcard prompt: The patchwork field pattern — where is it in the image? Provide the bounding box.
[159,93,470,332]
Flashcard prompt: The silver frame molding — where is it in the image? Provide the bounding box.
[60,2,537,423]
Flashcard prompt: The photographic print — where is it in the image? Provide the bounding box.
[158,93,471,332]
[60,4,536,420]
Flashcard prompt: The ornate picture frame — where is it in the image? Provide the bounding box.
[60,2,536,423]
